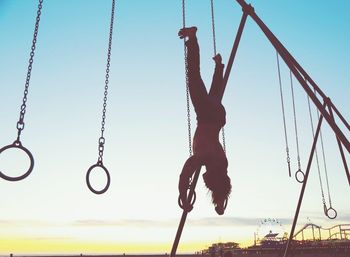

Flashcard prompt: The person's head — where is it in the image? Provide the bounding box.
[202,167,231,215]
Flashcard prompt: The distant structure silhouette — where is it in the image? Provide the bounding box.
[178,27,231,215]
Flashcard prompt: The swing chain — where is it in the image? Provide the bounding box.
[16,0,43,143]
[221,127,226,152]
[210,0,227,153]
[305,80,337,219]
[276,52,291,177]
[313,89,334,213]
[185,68,193,157]
[98,136,106,163]
[306,89,333,218]
[289,71,302,171]
[98,0,115,163]
[182,0,193,157]
[210,0,217,56]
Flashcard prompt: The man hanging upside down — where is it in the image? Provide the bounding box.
[178,27,231,215]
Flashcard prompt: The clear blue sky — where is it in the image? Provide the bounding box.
[0,0,349,254]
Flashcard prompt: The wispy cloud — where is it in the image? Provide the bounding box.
[12,236,74,241]
[72,216,290,228]
[72,219,174,228]
[1,212,349,230]
[0,220,61,228]
[188,217,290,227]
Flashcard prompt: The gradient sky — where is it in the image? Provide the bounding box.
[0,0,349,255]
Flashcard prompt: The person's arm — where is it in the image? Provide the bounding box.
[178,155,202,210]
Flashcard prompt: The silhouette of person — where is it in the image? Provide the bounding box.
[178,27,231,215]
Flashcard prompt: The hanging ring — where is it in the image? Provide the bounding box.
[295,169,305,183]
[178,190,196,212]
[0,141,34,182]
[86,162,110,194]
[326,207,337,220]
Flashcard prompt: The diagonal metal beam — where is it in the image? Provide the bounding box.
[234,0,350,154]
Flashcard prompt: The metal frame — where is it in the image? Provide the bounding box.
[233,1,349,256]
[170,11,248,257]
[171,1,349,256]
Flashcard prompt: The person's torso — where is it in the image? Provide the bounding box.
[196,97,226,127]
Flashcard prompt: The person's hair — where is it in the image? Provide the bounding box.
[203,170,231,204]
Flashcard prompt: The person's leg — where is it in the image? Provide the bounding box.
[209,54,225,102]
[179,27,208,115]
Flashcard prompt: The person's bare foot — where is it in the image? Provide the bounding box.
[213,54,222,65]
[178,26,197,39]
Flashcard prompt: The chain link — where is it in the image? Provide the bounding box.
[289,70,302,170]
[210,0,217,56]
[16,0,43,142]
[276,52,291,177]
[221,127,226,152]
[313,88,333,207]
[210,0,226,153]
[182,0,193,157]
[307,91,327,209]
[98,0,115,163]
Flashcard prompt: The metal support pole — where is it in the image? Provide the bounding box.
[283,111,324,257]
[170,167,201,257]
[328,104,350,187]
[234,0,350,154]
[171,12,248,256]
[222,12,248,93]
[329,101,350,132]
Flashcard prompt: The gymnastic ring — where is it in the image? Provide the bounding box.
[326,207,337,220]
[178,196,185,209]
[0,141,34,182]
[178,196,193,212]
[295,169,305,183]
[178,190,196,212]
[189,190,196,206]
[86,162,110,194]
[177,190,196,207]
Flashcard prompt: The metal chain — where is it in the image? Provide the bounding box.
[210,0,217,56]
[313,88,332,207]
[306,91,326,208]
[182,0,193,157]
[16,0,44,143]
[210,0,226,153]
[289,71,302,170]
[276,52,291,177]
[221,127,226,152]
[98,0,115,163]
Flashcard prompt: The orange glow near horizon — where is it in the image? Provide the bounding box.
[0,236,252,255]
